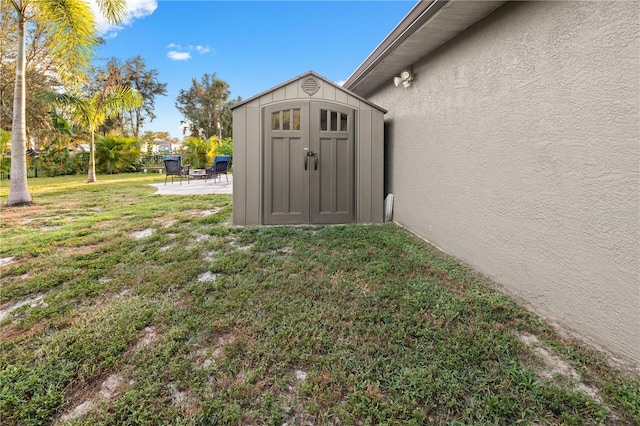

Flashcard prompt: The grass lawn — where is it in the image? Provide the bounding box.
[1,174,638,425]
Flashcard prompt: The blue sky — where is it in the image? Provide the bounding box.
[93,0,416,139]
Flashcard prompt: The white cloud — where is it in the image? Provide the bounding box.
[90,0,158,37]
[335,80,346,87]
[165,44,211,61]
[167,51,191,61]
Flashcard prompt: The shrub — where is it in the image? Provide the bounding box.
[95,136,141,174]
[0,129,10,178]
[217,137,233,160]
[34,146,84,177]
[181,136,211,169]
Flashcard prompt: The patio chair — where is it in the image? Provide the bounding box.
[163,156,189,185]
[206,155,231,182]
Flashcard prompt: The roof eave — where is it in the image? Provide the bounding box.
[344,0,506,97]
[344,0,448,91]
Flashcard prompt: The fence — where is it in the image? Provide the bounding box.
[0,154,172,180]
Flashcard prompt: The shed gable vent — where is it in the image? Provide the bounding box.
[301,77,320,96]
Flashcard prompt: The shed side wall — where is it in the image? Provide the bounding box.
[232,107,247,225]
[232,101,262,226]
[355,107,385,223]
[368,1,640,363]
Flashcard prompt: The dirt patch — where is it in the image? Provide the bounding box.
[270,247,293,256]
[195,333,238,368]
[134,326,159,350]
[0,256,16,267]
[280,369,310,426]
[0,205,45,226]
[58,244,103,256]
[294,370,307,381]
[203,251,220,261]
[0,256,30,272]
[516,331,601,401]
[199,207,223,217]
[0,294,46,322]
[58,374,127,423]
[160,219,177,228]
[183,208,224,218]
[131,228,155,239]
[160,243,176,252]
[98,374,125,399]
[211,333,237,360]
[113,289,131,299]
[229,238,253,252]
[194,233,210,242]
[197,271,218,283]
[168,382,198,412]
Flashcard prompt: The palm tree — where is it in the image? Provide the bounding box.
[39,85,143,182]
[5,0,126,205]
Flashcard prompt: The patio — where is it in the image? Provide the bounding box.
[149,173,233,195]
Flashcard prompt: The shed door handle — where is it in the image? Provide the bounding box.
[305,150,316,171]
[314,155,318,171]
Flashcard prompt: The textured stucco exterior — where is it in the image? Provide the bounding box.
[367,2,639,364]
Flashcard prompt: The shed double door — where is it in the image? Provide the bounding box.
[264,101,354,225]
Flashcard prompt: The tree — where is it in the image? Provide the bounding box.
[1,5,67,145]
[39,73,142,182]
[0,5,19,133]
[217,137,233,159]
[87,57,167,138]
[122,56,167,138]
[175,73,230,140]
[5,0,126,206]
[220,96,241,140]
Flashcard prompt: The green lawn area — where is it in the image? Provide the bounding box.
[1,174,638,425]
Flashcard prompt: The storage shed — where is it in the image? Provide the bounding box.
[231,71,387,226]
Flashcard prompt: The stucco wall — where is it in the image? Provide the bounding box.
[370,1,639,364]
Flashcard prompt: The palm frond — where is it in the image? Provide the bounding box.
[37,91,83,108]
[102,86,143,117]
[50,109,74,136]
[94,0,126,25]
[35,0,98,83]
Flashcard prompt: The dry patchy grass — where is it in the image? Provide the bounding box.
[0,174,638,425]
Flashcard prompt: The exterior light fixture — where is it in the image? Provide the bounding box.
[393,68,414,88]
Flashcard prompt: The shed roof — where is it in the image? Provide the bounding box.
[344,0,505,97]
[232,71,387,113]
